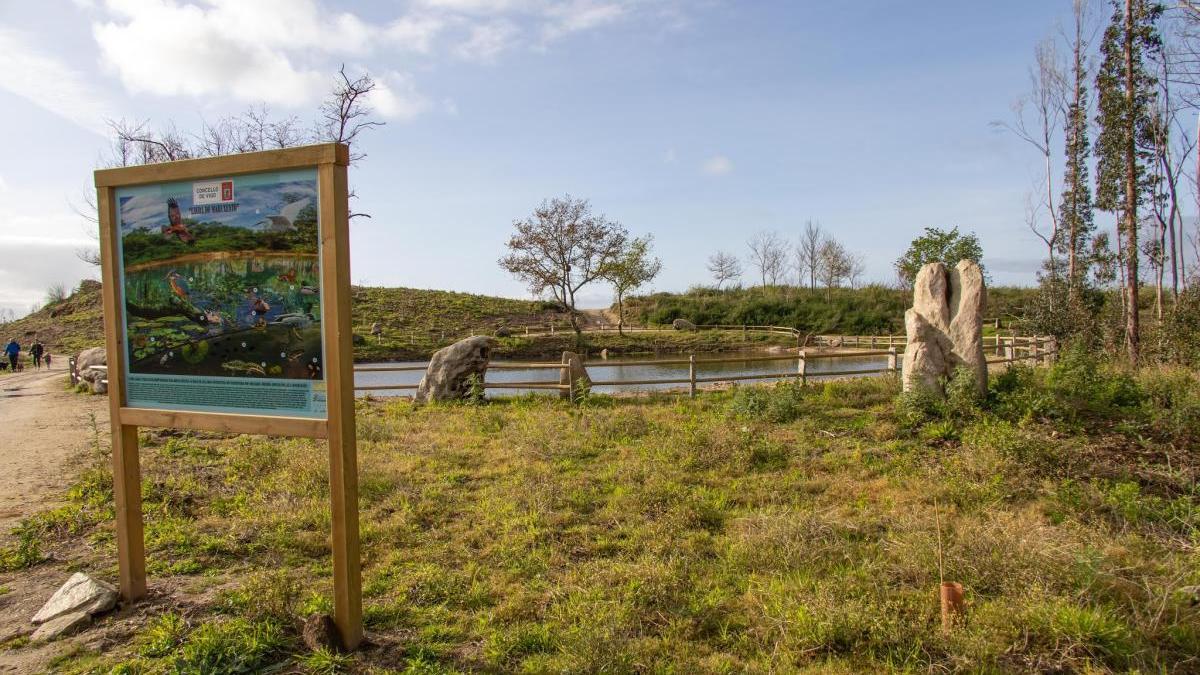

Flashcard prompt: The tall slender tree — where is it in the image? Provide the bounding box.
[1094,0,1163,364]
[1059,0,1096,301]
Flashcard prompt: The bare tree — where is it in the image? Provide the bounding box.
[317,65,384,164]
[706,251,742,289]
[499,195,628,336]
[795,220,823,291]
[747,230,788,289]
[994,37,1066,275]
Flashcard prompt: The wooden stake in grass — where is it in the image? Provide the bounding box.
[934,495,964,631]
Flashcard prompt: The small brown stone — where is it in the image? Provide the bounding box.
[302,613,343,653]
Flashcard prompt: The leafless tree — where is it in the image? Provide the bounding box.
[795,220,823,291]
[706,251,742,289]
[994,37,1066,275]
[747,230,788,289]
[499,195,628,336]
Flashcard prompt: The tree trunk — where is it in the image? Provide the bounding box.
[1123,0,1140,365]
[616,291,625,336]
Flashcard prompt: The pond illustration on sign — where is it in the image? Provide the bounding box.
[118,170,324,380]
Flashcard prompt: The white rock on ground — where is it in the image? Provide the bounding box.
[30,611,91,643]
[31,572,117,625]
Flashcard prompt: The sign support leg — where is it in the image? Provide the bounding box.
[113,423,145,601]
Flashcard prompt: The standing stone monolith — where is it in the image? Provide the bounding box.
[902,260,987,395]
[415,336,495,403]
[558,351,591,400]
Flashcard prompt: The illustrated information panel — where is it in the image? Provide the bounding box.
[116,169,327,417]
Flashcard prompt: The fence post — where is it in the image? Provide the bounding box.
[798,350,807,386]
[1046,337,1058,364]
[688,354,696,398]
[887,347,898,377]
[1004,337,1015,362]
[742,325,747,340]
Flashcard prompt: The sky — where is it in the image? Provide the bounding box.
[0,0,1144,317]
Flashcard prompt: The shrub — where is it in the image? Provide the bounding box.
[728,381,806,423]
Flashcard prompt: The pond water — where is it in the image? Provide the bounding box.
[355,351,890,397]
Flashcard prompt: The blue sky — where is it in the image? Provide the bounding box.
[0,0,1137,316]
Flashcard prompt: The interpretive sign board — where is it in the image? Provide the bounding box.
[95,144,362,649]
[115,169,327,417]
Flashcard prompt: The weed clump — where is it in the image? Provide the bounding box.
[728,380,806,423]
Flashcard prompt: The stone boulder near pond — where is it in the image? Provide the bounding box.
[75,347,107,395]
[415,336,495,403]
[901,260,987,396]
[672,318,696,331]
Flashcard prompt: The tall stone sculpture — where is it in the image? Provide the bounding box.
[902,260,987,395]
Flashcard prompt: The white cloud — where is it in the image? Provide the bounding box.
[371,72,432,122]
[454,20,521,63]
[384,15,446,53]
[701,155,733,176]
[0,28,114,137]
[542,1,626,41]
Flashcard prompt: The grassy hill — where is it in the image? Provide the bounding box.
[1,280,106,356]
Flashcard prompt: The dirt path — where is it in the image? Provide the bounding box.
[0,362,107,531]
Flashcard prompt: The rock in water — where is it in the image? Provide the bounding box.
[672,318,696,331]
[31,611,91,643]
[901,260,987,396]
[415,336,495,403]
[302,613,343,652]
[558,351,591,400]
[31,573,117,625]
[75,347,107,395]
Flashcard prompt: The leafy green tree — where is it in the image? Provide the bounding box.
[894,227,984,287]
[1094,0,1163,364]
[604,236,662,335]
[1060,0,1097,301]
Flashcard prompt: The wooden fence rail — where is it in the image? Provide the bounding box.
[353,333,1057,398]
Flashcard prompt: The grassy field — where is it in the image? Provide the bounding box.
[2,348,1196,673]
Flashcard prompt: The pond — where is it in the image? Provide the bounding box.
[355,351,891,397]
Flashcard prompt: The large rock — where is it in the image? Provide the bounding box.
[558,351,591,400]
[415,336,495,403]
[672,318,696,331]
[31,573,117,625]
[75,347,107,394]
[31,611,91,643]
[901,260,987,396]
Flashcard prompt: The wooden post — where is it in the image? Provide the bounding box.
[798,350,807,386]
[1046,337,1058,364]
[941,582,964,631]
[97,185,146,603]
[887,347,898,377]
[1004,338,1015,362]
[688,354,696,398]
[319,155,363,650]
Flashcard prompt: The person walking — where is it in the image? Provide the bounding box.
[5,338,19,372]
[30,340,44,370]
[44,352,53,369]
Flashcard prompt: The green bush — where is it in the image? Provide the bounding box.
[728,381,806,423]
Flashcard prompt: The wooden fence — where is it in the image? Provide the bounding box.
[354,334,1057,397]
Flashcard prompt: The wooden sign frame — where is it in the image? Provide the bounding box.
[94,143,362,648]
